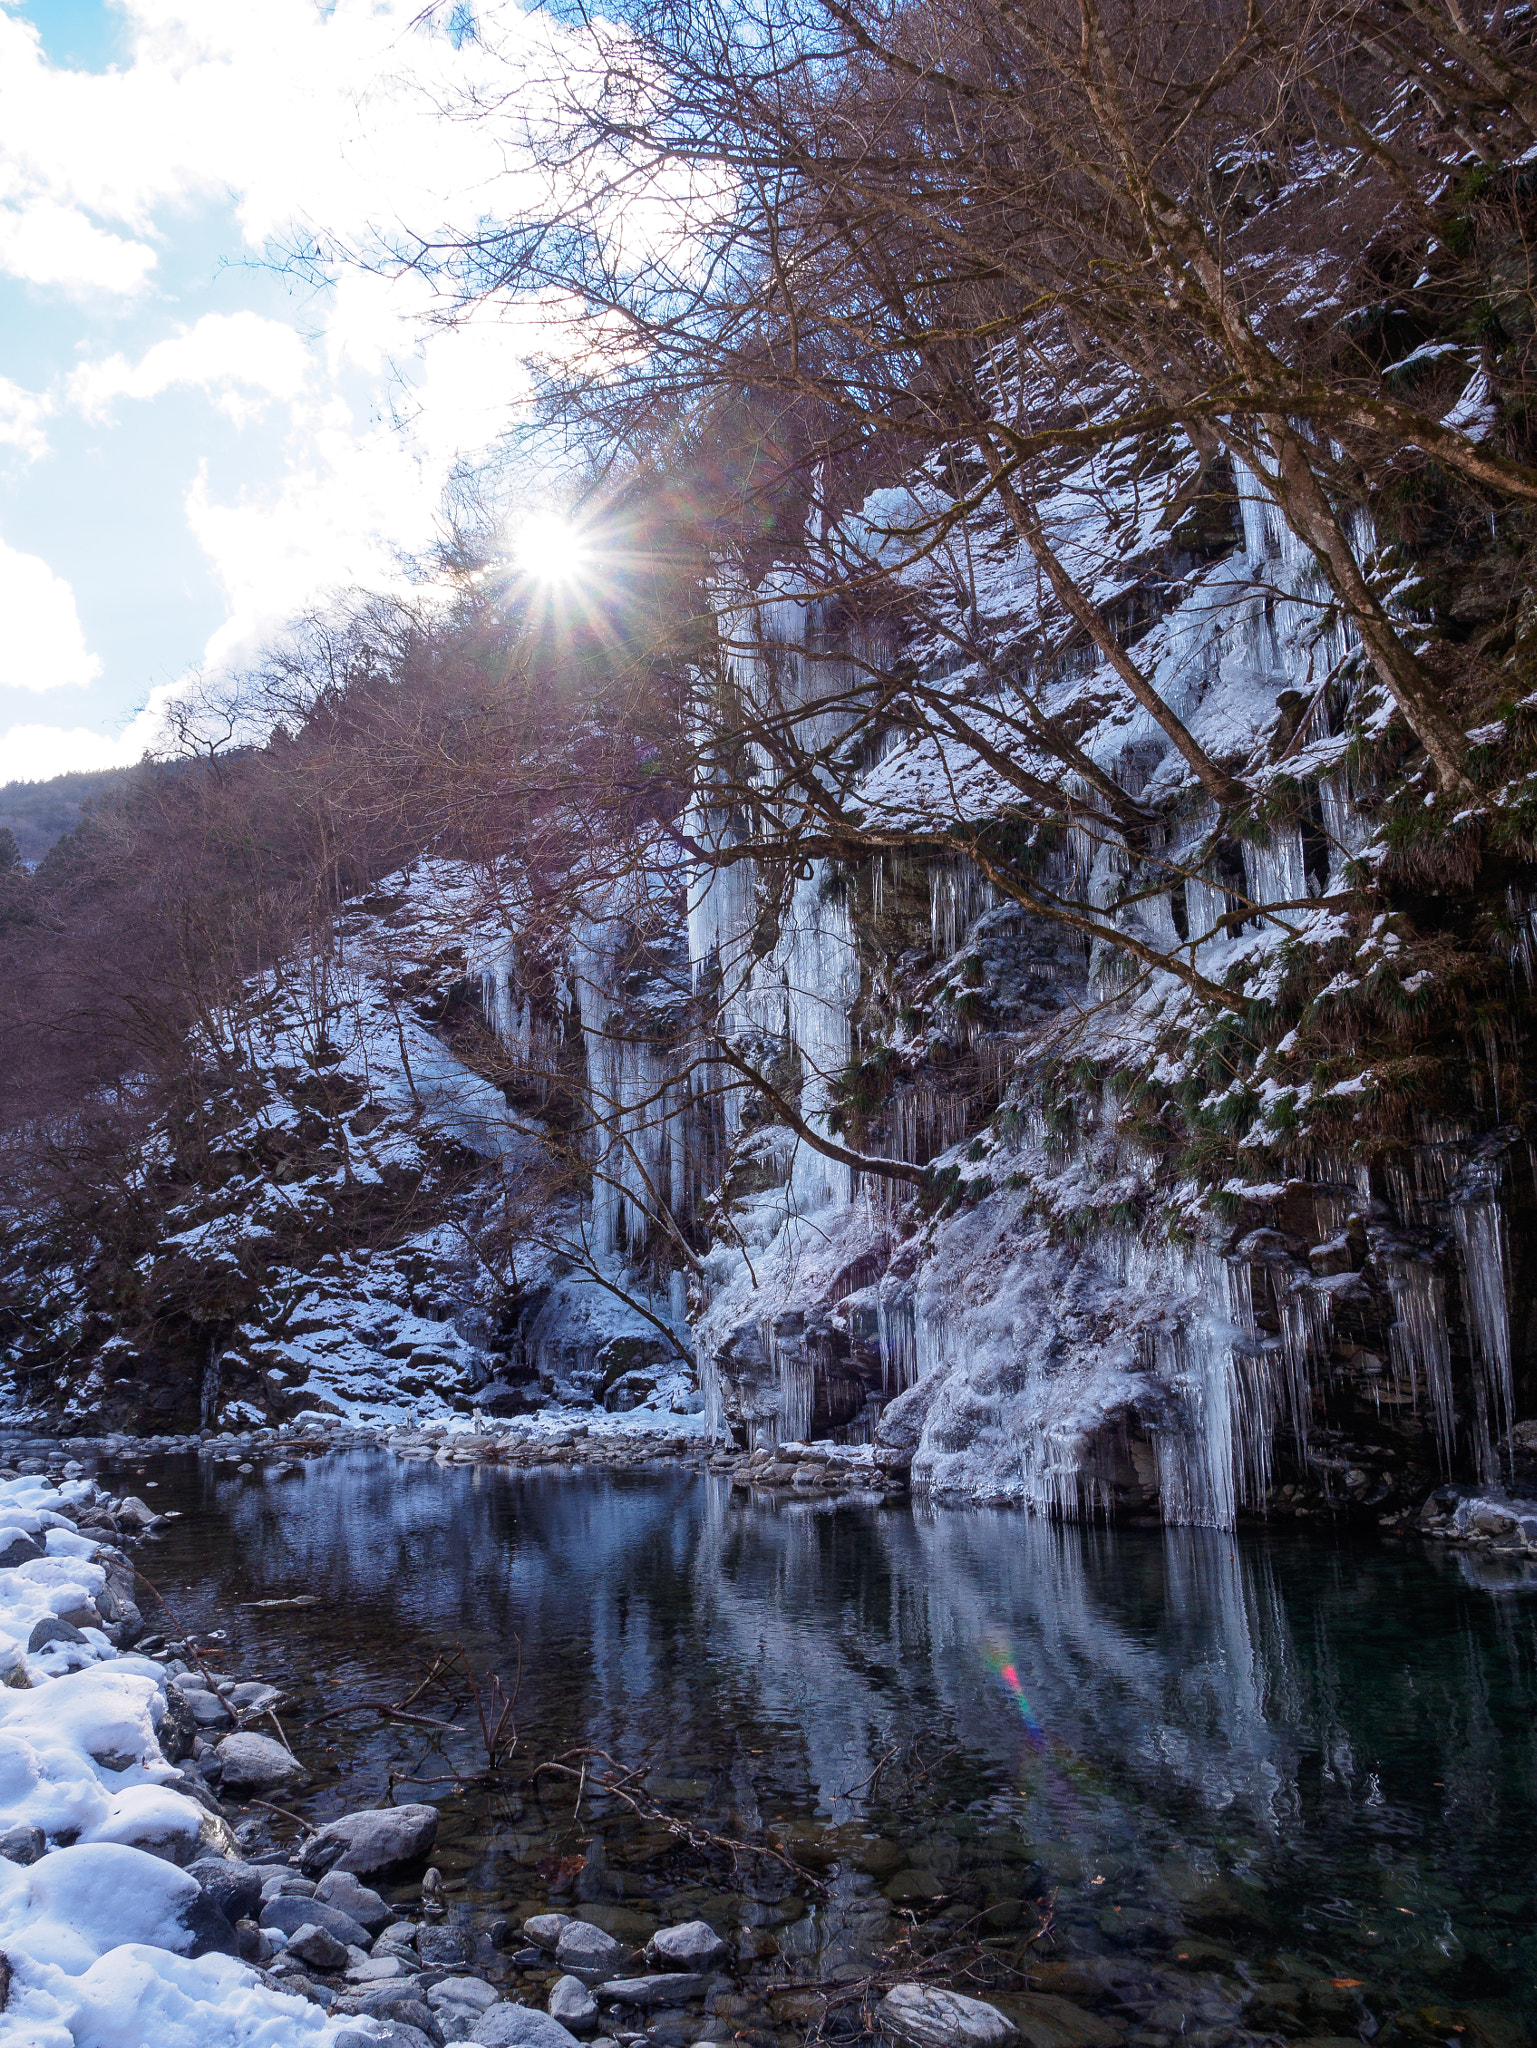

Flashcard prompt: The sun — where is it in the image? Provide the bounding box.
[512,515,589,587]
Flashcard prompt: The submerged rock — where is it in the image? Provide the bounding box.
[556,1919,625,1972]
[879,1985,1020,2048]
[595,1974,708,2008]
[648,1920,726,1970]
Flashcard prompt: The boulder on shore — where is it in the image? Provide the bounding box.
[215,1730,309,1795]
[300,1803,439,1879]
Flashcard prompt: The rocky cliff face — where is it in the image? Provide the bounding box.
[676,467,1537,1530]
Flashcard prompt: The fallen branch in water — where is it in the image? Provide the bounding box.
[312,1700,455,1731]
[247,1797,314,1833]
[530,1746,825,1895]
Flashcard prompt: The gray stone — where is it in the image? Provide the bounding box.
[287,1921,351,1973]
[188,1855,264,1923]
[878,1985,1020,2048]
[27,1617,87,1653]
[430,1979,501,2016]
[377,1920,420,1951]
[548,1975,598,2035]
[215,1731,308,1795]
[301,1803,439,1879]
[648,1921,727,1971]
[263,1871,318,1899]
[317,1868,391,1934]
[594,1977,707,2009]
[522,1913,571,1952]
[0,1824,44,1866]
[260,1894,371,1949]
[473,2007,584,2048]
[0,1533,43,1569]
[555,1921,624,1973]
[228,1681,284,1713]
[372,2030,437,2048]
[418,1922,472,1966]
[182,1689,234,1730]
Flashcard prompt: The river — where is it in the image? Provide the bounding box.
[121,1448,1537,2044]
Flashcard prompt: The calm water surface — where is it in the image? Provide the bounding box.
[119,1452,1537,2042]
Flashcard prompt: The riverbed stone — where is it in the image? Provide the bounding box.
[180,1689,235,1730]
[523,1913,571,1951]
[0,1533,43,1569]
[318,1868,391,1934]
[0,1825,44,1866]
[556,1921,625,1973]
[549,1973,599,2034]
[595,1975,708,2009]
[473,2007,584,2048]
[260,1894,372,1949]
[287,1921,351,1973]
[419,1922,473,1966]
[431,1979,501,2016]
[301,1803,439,1878]
[215,1730,309,1794]
[879,1985,1020,2048]
[1006,1995,1121,2048]
[648,1921,727,1971]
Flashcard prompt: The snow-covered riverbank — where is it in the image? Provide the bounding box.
[0,1465,364,2046]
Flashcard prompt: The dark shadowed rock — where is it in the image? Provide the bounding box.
[26,1618,87,1653]
[287,1921,351,1973]
[0,1826,44,1867]
[188,1855,264,1923]
[181,1889,240,1959]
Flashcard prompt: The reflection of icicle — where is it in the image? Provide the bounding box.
[1454,1188,1514,1484]
[1385,1262,1456,1472]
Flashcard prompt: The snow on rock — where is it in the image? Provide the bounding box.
[0,1474,360,2048]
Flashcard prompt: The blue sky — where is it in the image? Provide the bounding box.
[0,0,564,781]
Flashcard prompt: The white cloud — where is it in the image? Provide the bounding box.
[0,539,101,692]
[0,681,195,783]
[70,312,312,423]
[0,721,133,780]
[0,197,157,297]
[0,375,49,462]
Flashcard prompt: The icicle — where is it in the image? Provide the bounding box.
[1242,823,1308,915]
[1384,1261,1457,1473]
[1453,1183,1515,1484]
